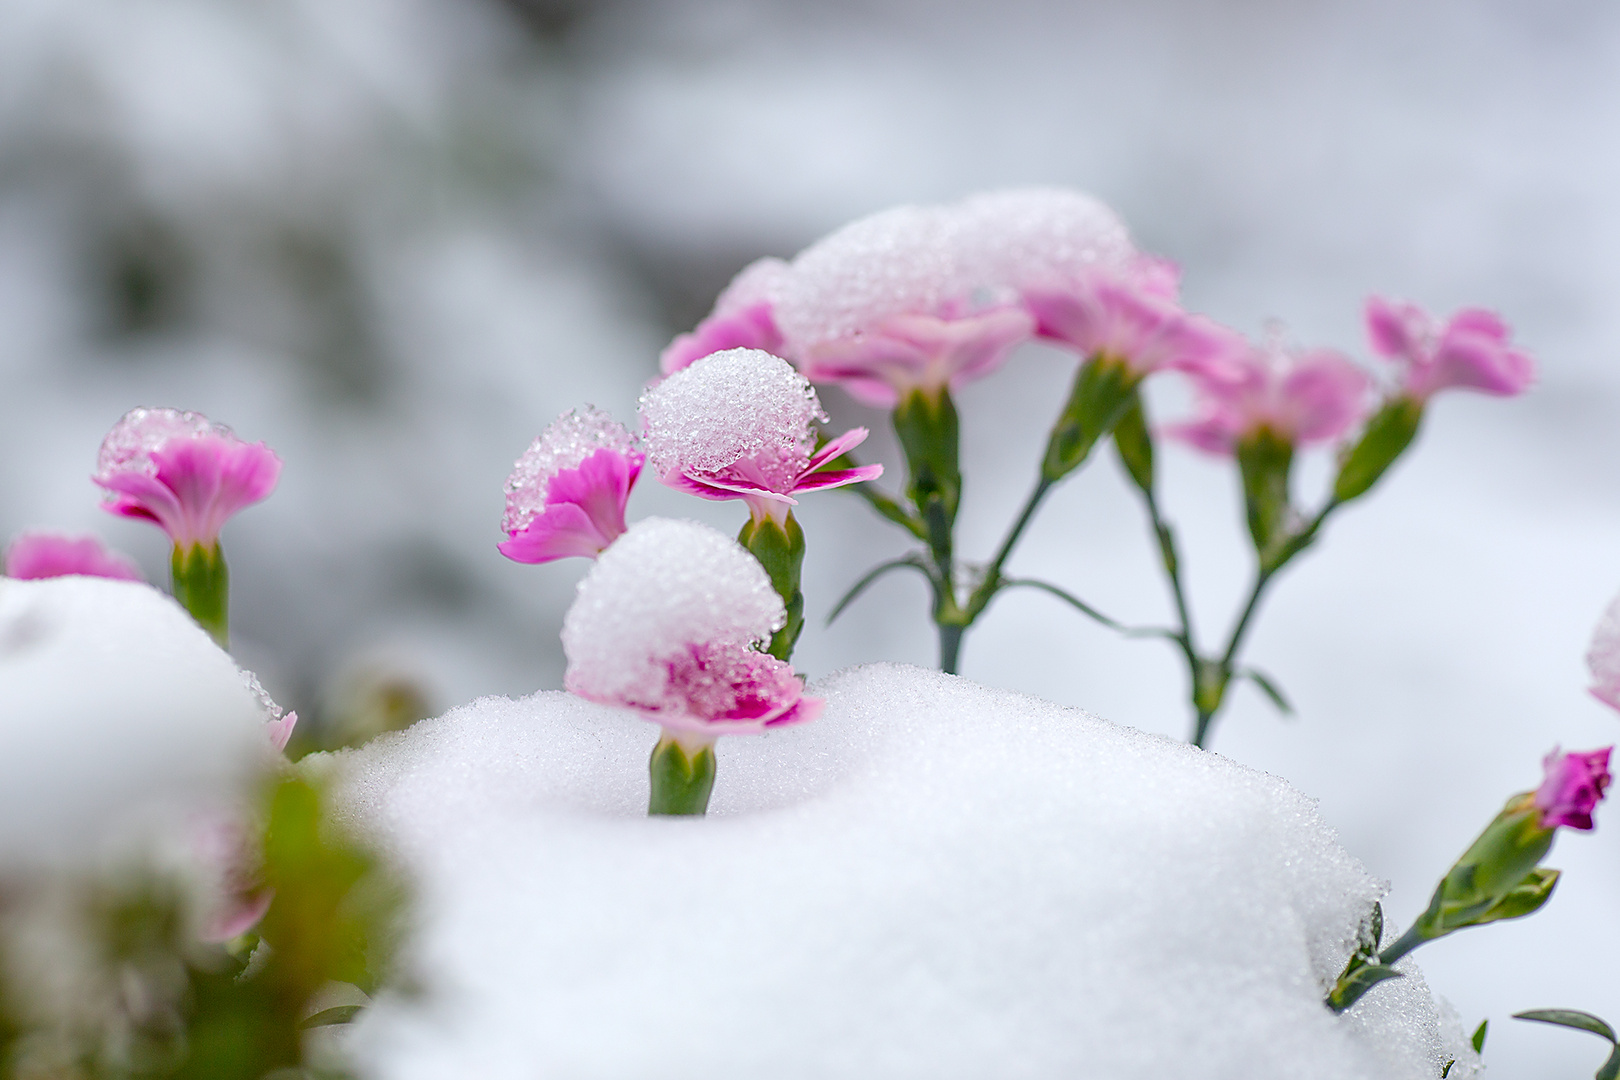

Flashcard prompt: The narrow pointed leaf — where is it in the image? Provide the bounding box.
[828,556,933,624]
[1471,1019,1488,1054]
[1240,666,1294,715]
[1327,963,1404,1013]
[300,1005,364,1029]
[1513,1010,1618,1044]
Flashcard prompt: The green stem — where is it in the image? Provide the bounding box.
[171,542,229,649]
[1376,926,1428,967]
[648,733,716,817]
[963,475,1053,623]
[938,623,964,675]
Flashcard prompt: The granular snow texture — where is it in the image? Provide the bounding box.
[331,664,1461,1080]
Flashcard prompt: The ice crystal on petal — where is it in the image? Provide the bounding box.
[503,407,638,535]
[639,349,826,492]
[562,518,785,708]
[95,407,230,482]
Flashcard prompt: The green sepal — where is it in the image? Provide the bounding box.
[738,511,806,661]
[1429,802,1556,934]
[1112,391,1155,494]
[172,541,229,648]
[1513,1010,1620,1080]
[893,387,962,554]
[1472,1019,1489,1054]
[648,734,716,817]
[1469,867,1559,926]
[1235,428,1296,570]
[1042,354,1142,483]
[1326,962,1404,1013]
[1239,666,1294,716]
[1333,396,1424,504]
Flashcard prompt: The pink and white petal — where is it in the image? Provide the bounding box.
[762,693,824,728]
[498,504,614,563]
[1281,352,1369,444]
[805,426,872,472]
[792,464,885,493]
[267,710,299,753]
[665,471,798,505]
[97,470,188,538]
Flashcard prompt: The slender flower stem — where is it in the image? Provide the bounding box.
[965,475,1054,622]
[938,624,964,675]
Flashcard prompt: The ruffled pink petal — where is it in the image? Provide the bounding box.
[4,532,144,582]
[1365,296,1427,359]
[1534,746,1613,831]
[627,641,816,738]
[267,710,299,753]
[98,471,188,537]
[660,303,784,376]
[1279,350,1370,444]
[797,308,1034,406]
[804,426,871,472]
[100,434,281,548]
[499,503,619,562]
[665,470,798,506]
[792,464,885,494]
[1419,313,1535,397]
[500,448,640,563]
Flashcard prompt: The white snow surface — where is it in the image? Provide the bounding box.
[331,664,1452,1079]
[0,576,269,865]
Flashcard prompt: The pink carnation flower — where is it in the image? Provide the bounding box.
[1588,592,1620,712]
[1167,339,1370,454]
[500,407,643,564]
[1365,297,1536,401]
[4,532,144,582]
[562,518,821,743]
[192,814,273,943]
[1533,746,1612,831]
[640,349,882,523]
[660,257,790,375]
[94,408,281,549]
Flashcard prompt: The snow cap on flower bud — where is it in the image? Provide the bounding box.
[94,407,281,549]
[660,257,790,375]
[562,518,819,739]
[1586,592,1620,712]
[4,532,144,582]
[640,349,881,520]
[1534,746,1612,831]
[1365,297,1535,402]
[500,406,642,564]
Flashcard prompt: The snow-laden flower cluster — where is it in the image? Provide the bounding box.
[561,518,819,741]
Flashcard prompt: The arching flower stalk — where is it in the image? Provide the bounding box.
[93,408,282,648]
[562,518,821,816]
[640,349,881,661]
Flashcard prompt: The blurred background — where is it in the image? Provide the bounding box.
[1,0,1616,1072]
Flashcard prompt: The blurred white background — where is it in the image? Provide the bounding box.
[2,0,1616,1073]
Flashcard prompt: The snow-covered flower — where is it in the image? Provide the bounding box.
[1168,338,1370,454]
[660,257,790,375]
[1533,747,1612,831]
[4,532,144,582]
[562,518,820,742]
[640,349,882,524]
[1365,297,1536,401]
[499,407,642,564]
[94,408,281,549]
[1588,592,1620,711]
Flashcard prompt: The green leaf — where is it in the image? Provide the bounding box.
[1333,396,1424,504]
[1112,391,1154,494]
[851,483,927,539]
[299,1005,364,1029]
[828,556,934,625]
[1042,355,1142,483]
[1513,1010,1618,1045]
[1326,962,1404,1013]
[1440,1058,1454,1078]
[998,578,1177,640]
[1472,1019,1488,1054]
[1239,666,1294,715]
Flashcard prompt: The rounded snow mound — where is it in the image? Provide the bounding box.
[331,663,1469,1080]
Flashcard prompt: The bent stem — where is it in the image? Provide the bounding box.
[648,733,716,817]
[172,542,229,649]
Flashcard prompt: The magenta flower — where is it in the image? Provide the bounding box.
[499,407,643,564]
[1167,339,1371,454]
[4,532,144,582]
[660,257,790,376]
[562,518,821,742]
[1023,260,1245,377]
[1533,746,1612,831]
[640,349,882,524]
[1366,297,1536,401]
[94,408,281,549]
[1588,592,1620,712]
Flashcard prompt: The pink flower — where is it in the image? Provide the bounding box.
[499,407,643,564]
[1533,746,1612,831]
[1366,297,1536,401]
[4,532,144,582]
[640,349,882,523]
[94,408,281,549]
[1023,260,1245,377]
[562,518,821,742]
[1167,339,1370,454]
[660,257,789,375]
[1588,592,1620,712]
[192,814,273,943]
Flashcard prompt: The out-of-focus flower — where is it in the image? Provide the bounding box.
[1534,747,1612,831]
[1024,261,1244,378]
[1365,297,1536,401]
[94,408,281,549]
[1168,339,1370,454]
[562,518,820,743]
[499,407,642,564]
[3,532,144,582]
[640,349,881,524]
[660,257,790,375]
[1587,592,1620,711]
[193,814,273,944]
